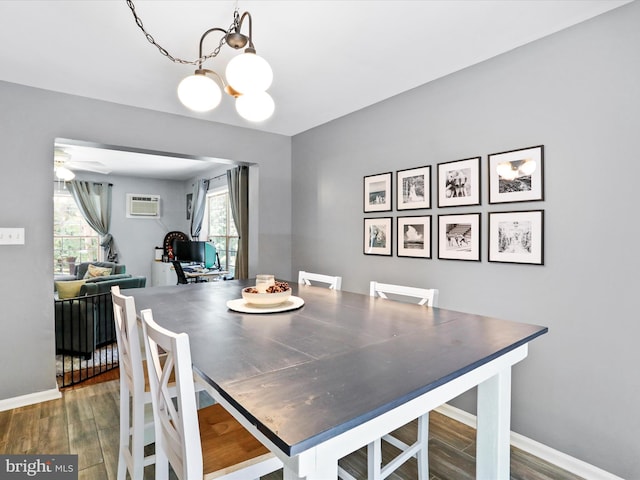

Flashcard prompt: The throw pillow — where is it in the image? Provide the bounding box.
[55,280,87,299]
[84,264,113,278]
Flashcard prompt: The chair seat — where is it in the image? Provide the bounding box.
[199,403,276,479]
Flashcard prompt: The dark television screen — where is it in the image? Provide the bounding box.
[173,241,217,268]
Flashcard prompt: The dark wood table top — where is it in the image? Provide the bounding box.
[132,280,547,456]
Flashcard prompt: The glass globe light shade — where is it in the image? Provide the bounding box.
[226,52,273,94]
[177,74,222,112]
[55,166,75,181]
[519,159,537,176]
[235,91,275,122]
[496,162,517,180]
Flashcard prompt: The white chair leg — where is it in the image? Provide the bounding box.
[117,383,129,480]
[131,393,146,479]
[367,439,383,480]
[416,413,429,479]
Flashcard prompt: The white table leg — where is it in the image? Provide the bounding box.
[476,367,512,480]
[283,462,338,480]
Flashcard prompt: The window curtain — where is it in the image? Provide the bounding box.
[66,180,117,262]
[190,178,210,239]
[227,166,249,279]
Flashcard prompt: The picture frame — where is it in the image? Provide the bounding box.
[488,145,544,204]
[364,217,392,256]
[396,166,431,210]
[364,172,392,212]
[437,213,481,261]
[488,210,544,265]
[186,193,193,220]
[397,216,431,259]
[437,156,481,208]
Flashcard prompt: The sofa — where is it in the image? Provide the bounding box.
[55,273,146,359]
[54,261,127,284]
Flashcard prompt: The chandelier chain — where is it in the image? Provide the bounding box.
[126,0,233,66]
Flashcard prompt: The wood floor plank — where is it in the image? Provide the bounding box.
[5,407,40,454]
[97,424,120,480]
[0,409,11,445]
[38,413,70,454]
[0,375,587,480]
[69,418,104,471]
[78,462,108,480]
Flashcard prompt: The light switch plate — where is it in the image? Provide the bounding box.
[0,227,25,245]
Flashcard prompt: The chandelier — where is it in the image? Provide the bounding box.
[126,1,274,122]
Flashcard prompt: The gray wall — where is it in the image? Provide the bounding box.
[0,82,291,401]
[291,2,639,478]
[66,172,192,280]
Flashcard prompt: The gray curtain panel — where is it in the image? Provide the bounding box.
[227,166,249,279]
[190,178,210,239]
[66,180,117,262]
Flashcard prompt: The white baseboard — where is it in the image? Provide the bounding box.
[0,388,61,412]
[435,404,623,480]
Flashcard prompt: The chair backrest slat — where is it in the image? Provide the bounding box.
[370,281,438,307]
[111,286,145,397]
[298,270,342,290]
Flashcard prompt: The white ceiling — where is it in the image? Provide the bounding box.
[1,0,631,177]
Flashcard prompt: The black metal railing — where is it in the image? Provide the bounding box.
[55,291,118,388]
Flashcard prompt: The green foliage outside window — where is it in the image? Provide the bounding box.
[207,191,238,275]
[54,191,100,273]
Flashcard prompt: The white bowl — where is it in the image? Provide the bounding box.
[242,287,292,306]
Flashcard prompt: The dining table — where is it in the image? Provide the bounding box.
[132,279,548,480]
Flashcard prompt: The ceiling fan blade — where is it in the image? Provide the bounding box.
[67,160,112,175]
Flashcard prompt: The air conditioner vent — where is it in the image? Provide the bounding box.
[127,194,160,218]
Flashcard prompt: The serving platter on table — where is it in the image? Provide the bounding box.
[226,296,305,314]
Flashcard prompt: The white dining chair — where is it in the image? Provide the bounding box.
[111,286,207,479]
[298,270,342,290]
[111,285,158,480]
[348,281,439,480]
[140,308,283,480]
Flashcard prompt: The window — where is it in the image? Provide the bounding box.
[54,188,101,274]
[206,189,238,276]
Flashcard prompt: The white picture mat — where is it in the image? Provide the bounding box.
[489,210,543,264]
[397,216,431,258]
[364,172,392,212]
[438,214,481,261]
[438,157,481,207]
[489,146,543,203]
[364,217,392,255]
[397,166,431,210]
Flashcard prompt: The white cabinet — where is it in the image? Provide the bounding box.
[151,261,176,286]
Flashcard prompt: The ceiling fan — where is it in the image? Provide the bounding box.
[54,147,112,180]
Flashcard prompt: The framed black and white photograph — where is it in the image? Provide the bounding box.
[364,172,392,212]
[397,166,431,210]
[186,193,193,220]
[437,157,481,208]
[364,217,392,256]
[397,216,431,258]
[438,213,481,261]
[488,210,544,265]
[488,145,544,204]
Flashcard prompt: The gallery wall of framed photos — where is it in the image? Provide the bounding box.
[362,145,545,265]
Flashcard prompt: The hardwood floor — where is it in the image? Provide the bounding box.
[0,377,584,480]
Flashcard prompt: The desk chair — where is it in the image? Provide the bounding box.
[343,281,439,480]
[172,261,192,285]
[298,270,342,290]
[140,309,283,480]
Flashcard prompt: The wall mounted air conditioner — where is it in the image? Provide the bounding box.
[127,194,160,218]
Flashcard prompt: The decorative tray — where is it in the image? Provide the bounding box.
[226,296,304,314]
